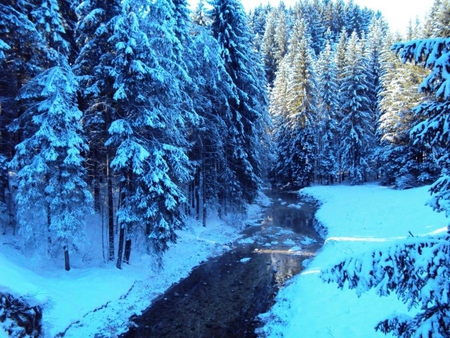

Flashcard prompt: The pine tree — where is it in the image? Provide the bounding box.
[270,58,292,186]
[286,19,318,187]
[423,0,450,37]
[10,60,92,271]
[0,3,54,232]
[323,236,450,338]
[247,4,270,52]
[316,40,339,184]
[189,21,237,224]
[209,0,268,206]
[107,0,194,268]
[261,10,278,84]
[191,0,210,27]
[271,19,318,188]
[74,0,122,262]
[30,0,71,58]
[393,37,450,216]
[365,17,388,179]
[377,33,437,188]
[335,27,348,82]
[338,31,374,184]
[274,7,288,68]
[304,0,326,55]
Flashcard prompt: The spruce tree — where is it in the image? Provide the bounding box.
[209,0,268,206]
[338,31,374,184]
[10,60,92,270]
[107,0,194,268]
[261,10,278,84]
[378,34,437,188]
[270,58,293,187]
[188,20,237,224]
[74,0,122,261]
[286,19,318,187]
[271,19,318,188]
[423,0,450,37]
[316,40,339,184]
[365,17,388,179]
[274,7,288,68]
[0,3,53,232]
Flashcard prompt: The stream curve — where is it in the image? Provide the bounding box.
[123,190,323,337]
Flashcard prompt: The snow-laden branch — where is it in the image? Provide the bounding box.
[322,236,450,337]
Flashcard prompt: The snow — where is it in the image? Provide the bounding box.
[260,183,448,338]
[2,184,447,337]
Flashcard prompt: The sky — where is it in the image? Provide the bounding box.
[239,0,435,35]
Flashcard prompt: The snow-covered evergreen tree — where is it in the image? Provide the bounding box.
[10,60,92,271]
[338,31,374,184]
[188,21,237,224]
[270,58,293,186]
[106,0,194,268]
[285,19,318,187]
[316,39,339,184]
[0,3,54,232]
[394,37,450,216]
[304,0,326,55]
[378,33,437,188]
[423,0,450,38]
[31,0,72,57]
[365,17,388,179]
[261,10,278,84]
[271,19,318,188]
[273,7,288,68]
[323,235,450,338]
[74,0,122,261]
[209,0,268,206]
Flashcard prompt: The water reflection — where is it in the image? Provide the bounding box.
[123,190,322,338]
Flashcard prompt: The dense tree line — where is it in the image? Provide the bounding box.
[0,0,268,270]
[250,0,442,189]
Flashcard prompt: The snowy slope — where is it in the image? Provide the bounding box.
[260,184,448,337]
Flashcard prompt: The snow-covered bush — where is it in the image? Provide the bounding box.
[322,236,450,337]
[0,292,42,337]
[395,174,417,190]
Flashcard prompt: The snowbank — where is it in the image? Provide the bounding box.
[260,184,448,338]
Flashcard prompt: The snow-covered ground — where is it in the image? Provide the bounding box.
[2,184,447,338]
[0,193,269,337]
[259,183,448,338]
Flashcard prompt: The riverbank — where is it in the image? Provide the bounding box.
[0,193,270,337]
[259,184,448,337]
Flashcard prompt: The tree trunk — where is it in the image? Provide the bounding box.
[64,246,70,271]
[93,150,101,213]
[202,144,207,227]
[107,152,115,262]
[116,226,125,269]
[124,239,132,264]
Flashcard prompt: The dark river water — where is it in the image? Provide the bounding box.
[122,190,322,338]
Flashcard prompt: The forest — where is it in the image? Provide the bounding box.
[0,0,450,288]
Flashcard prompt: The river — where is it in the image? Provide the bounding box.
[122,190,323,337]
